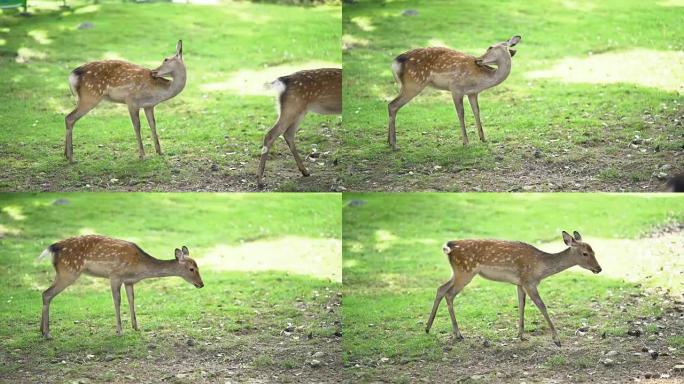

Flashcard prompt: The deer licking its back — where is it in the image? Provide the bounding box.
[388,35,521,150]
[38,235,203,339]
[425,231,601,346]
[64,40,186,161]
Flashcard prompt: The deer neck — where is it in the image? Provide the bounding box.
[137,258,182,280]
[538,247,578,279]
[158,66,186,102]
[482,56,512,89]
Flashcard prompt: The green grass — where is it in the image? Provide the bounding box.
[342,193,684,370]
[0,1,341,192]
[0,192,342,382]
[341,0,684,192]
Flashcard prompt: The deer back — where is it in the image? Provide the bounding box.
[49,235,146,277]
[277,68,341,115]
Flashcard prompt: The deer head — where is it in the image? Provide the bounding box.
[174,246,204,288]
[476,35,521,65]
[152,40,184,78]
[562,231,602,274]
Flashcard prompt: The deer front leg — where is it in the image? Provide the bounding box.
[524,284,560,347]
[517,285,527,341]
[144,107,162,155]
[128,106,145,160]
[452,92,468,146]
[467,93,485,142]
[124,283,138,331]
[111,279,123,336]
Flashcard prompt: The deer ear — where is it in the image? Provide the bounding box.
[182,245,189,256]
[562,231,575,246]
[506,35,521,47]
[573,231,582,241]
[175,248,184,261]
[176,40,183,57]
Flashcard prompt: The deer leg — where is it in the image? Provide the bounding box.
[452,92,468,146]
[444,273,474,339]
[524,284,560,347]
[128,106,145,160]
[111,278,123,336]
[517,285,528,341]
[425,280,452,334]
[144,107,162,155]
[64,98,100,162]
[283,113,309,177]
[387,85,424,151]
[257,109,301,189]
[41,273,78,339]
[124,283,138,331]
[467,94,485,142]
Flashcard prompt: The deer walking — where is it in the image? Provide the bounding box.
[426,231,601,346]
[64,40,186,162]
[38,235,203,339]
[388,35,521,150]
[257,68,342,189]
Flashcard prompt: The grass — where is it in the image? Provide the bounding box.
[0,1,341,192]
[0,192,342,382]
[341,0,684,192]
[342,193,684,381]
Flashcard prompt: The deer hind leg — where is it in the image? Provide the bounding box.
[523,284,560,347]
[144,107,162,155]
[387,83,425,151]
[444,272,475,339]
[283,113,309,177]
[64,96,101,162]
[111,278,124,335]
[128,106,145,160]
[124,283,138,331]
[467,94,485,142]
[257,106,305,189]
[517,285,527,341]
[41,271,79,339]
[452,92,468,146]
[425,279,452,334]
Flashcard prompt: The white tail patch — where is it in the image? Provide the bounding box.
[266,79,287,115]
[442,243,452,255]
[391,60,402,84]
[37,248,54,262]
[68,72,79,97]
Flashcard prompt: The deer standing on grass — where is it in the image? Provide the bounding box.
[257,68,342,189]
[388,35,521,150]
[64,40,186,162]
[38,235,203,339]
[426,231,601,347]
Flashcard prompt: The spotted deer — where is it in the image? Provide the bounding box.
[426,231,601,346]
[38,235,203,339]
[64,40,186,162]
[257,68,342,189]
[388,35,521,150]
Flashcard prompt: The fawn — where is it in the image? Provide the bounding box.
[64,40,186,161]
[388,35,521,150]
[426,231,601,346]
[257,68,342,189]
[38,235,203,339]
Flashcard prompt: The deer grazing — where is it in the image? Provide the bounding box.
[38,235,203,339]
[388,35,521,150]
[426,231,601,346]
[257,68,342,189]
[64,40,186,162]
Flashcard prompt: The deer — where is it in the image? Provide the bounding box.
[387,35,521,150]
[64,40,186,162]
[425,231,602,347]
[257,68,342,189]
[37,235,203,339]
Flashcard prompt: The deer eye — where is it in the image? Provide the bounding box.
[164,58,169,62]
[190,268,195,272]
[582,252,589,257]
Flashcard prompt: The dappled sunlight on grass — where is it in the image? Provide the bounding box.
[2,206,26,220]
[351,16,375,32]
[73,4,100,14]
[559,0,597,11]
[342,34,369,50]
[201,60,340,96]
[27,29,52,45]
[101,51,128,61]
[201,236,341,282]
[0,224,21,237]
[527,49,684,93]
[657,0,684,6]
[15,47,48,63]
[374,229,398,252]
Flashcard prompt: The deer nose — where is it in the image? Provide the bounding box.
[593,267,602,274]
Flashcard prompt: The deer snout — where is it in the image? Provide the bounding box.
[592,266,602,274]
[195,281,204,288]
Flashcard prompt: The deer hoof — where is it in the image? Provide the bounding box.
[302,170,311,177]
[425,328,430,334]
[257,182,266,190]
[554,340,561,347]
[42,332,52,340]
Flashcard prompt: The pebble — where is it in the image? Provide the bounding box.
[602,359,614,367]
[312,352,325,359]
[674,365,684,372]
[309,359,322,368]
[605,350,618,357]
[186,338,196,347]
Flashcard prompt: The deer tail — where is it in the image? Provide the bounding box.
[391,54,407,84]
[68,66,85,97]
[442,241,457,256]
[37,244,58,262]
